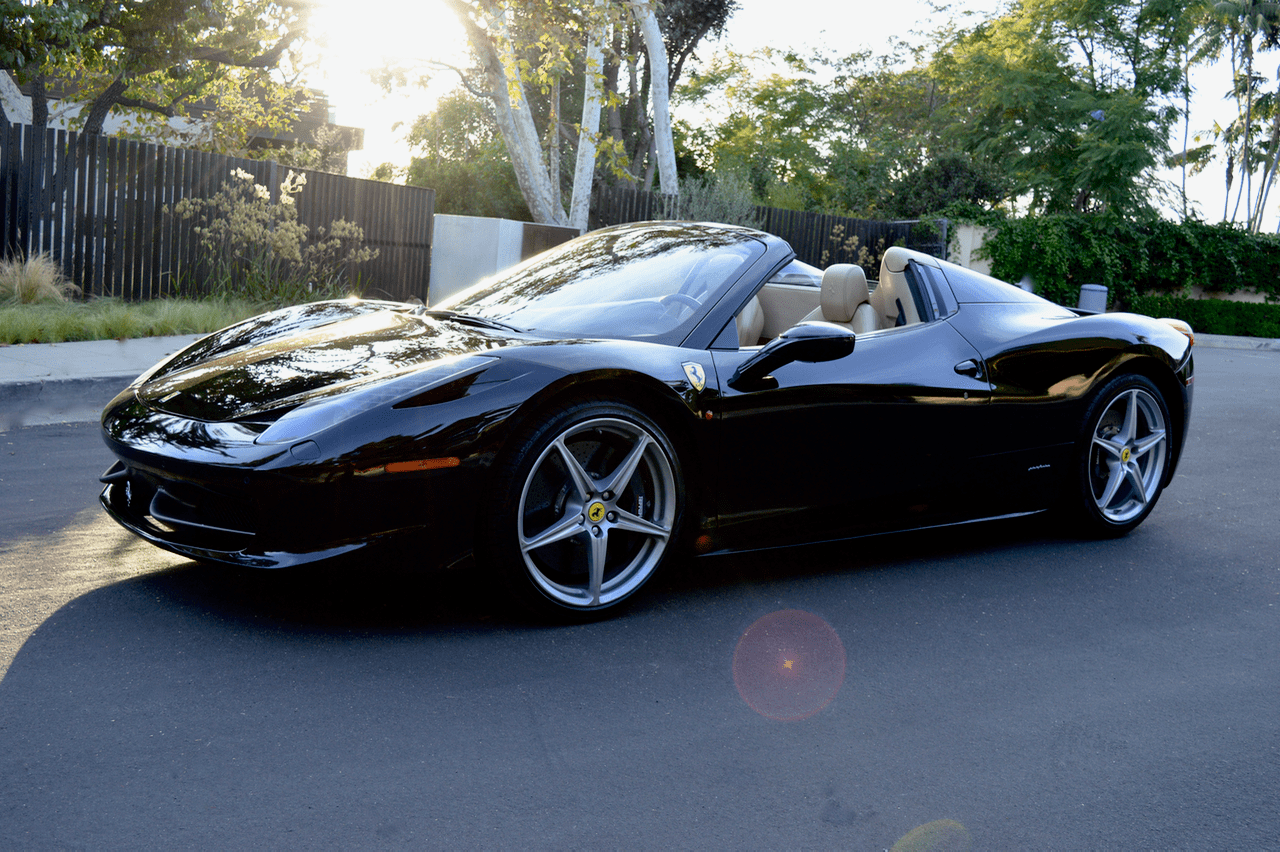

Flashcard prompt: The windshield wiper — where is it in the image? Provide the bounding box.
[415,308,525,334]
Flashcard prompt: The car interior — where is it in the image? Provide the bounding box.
[735,246,935,348]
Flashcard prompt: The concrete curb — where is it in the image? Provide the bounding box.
[0,376,130,430]
[1195,332,1280,351]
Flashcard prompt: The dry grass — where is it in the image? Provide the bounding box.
[0,254,81,304]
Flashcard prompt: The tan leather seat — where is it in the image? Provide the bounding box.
[869,247,923,329]
[735,295,765,347]
[800,264,878,334]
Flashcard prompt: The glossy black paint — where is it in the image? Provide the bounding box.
[99,222,1193,572]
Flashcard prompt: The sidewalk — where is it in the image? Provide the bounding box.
[0,334,203,430]
[2,330,1278,431]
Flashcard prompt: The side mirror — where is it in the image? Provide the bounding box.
[728,321,855,391]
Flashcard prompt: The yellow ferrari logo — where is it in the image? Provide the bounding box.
[682,361,707,392]
[1120,447,1131,464]
[587,501,606,523]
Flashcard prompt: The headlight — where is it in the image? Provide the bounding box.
[255,356,497,445]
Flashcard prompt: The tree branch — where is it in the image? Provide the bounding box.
[428,60,493,100]
[185,29,305,69]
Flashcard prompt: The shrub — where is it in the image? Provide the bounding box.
[819,223,887,281]
[973,215,1280,309]
[1128,294,1280,339]
[674,173,763,229]
[0,253,81,304]
[167,168,377,306]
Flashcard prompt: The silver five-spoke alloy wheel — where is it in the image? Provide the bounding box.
[1086,382,1168,525]
[516,415,678,609]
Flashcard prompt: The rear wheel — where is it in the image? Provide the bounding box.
[1074,375,1171,537]
[483,401,684,618]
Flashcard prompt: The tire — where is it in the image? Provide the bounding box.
[482,400,685,618]
[1074,374,1172,537]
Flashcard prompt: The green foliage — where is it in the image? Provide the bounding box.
[0,0,96,73]
[1129,293,1280,338]
[933,0,1191,216]
[402,89,530,221]
[167,169,377,306]
[675,49,833,209]
[0,297,266,344]
[674,44,1012,218]
[3,0,313,153]
[0,253,80,304]
[880,153,1010,219]
[976,214,1280,308]
[255,125,356,175]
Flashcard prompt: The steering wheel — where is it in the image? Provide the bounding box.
[676,256,713,299]
[660,292,702,314]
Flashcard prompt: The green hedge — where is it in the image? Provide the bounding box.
[1128,294,1280,339]
[974,216,1280,309]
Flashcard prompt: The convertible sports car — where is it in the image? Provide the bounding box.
[100,221,1195,616]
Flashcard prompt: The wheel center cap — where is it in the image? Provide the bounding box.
[587,501,607,523]
[1120,447,1131,464]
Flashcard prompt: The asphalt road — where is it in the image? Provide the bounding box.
[1,346,1277,850]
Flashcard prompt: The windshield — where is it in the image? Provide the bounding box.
[436,223,764,342]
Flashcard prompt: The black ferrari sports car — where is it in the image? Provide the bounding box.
[100,221,1194,615]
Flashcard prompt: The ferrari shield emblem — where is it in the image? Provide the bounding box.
[587,501,607,523]
[682,361,707,392]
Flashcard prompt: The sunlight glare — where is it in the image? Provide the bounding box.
[307,0,471,173]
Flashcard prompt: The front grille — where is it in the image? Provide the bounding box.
[102,461,257,544]
[149,483,256,536]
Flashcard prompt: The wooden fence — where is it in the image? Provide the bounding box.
[590,185,949,273]
[0,121,435,302]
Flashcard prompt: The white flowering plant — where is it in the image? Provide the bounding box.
[167,168,378,306]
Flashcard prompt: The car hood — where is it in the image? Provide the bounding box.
[135,304,524,422]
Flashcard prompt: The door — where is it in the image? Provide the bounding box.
[706,319,992,550]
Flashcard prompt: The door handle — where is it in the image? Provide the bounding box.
[954,359,984,379]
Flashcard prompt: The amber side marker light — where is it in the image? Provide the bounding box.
[1159,317,1195,347]
[356,457,461,477]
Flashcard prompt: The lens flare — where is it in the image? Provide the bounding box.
[889,819,972,852]
[732,609,846,721]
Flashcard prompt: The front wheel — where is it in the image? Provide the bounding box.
[1074,374,1171,537]
[483,401,684,618]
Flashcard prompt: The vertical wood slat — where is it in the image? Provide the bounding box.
[90,135,106,297]
[16,125,33,256]
[51,130,66,263]
[73,132,90,291]
[1,122,14,252]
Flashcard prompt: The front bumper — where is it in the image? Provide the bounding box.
[98,392,487,570]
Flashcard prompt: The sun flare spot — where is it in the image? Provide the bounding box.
[733,610,846,721]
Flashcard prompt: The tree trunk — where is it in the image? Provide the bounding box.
[630,2,677,197]
[569,14,607,232]
[548,76,561,205]
[443,0,567,225]
[30,75,49,132]
[80,76,130,137]
[604,29,625,156]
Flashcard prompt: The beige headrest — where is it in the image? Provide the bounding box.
[820,264,870,323]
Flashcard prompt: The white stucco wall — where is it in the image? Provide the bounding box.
[951,223,993,276]
[428,215,527,306]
